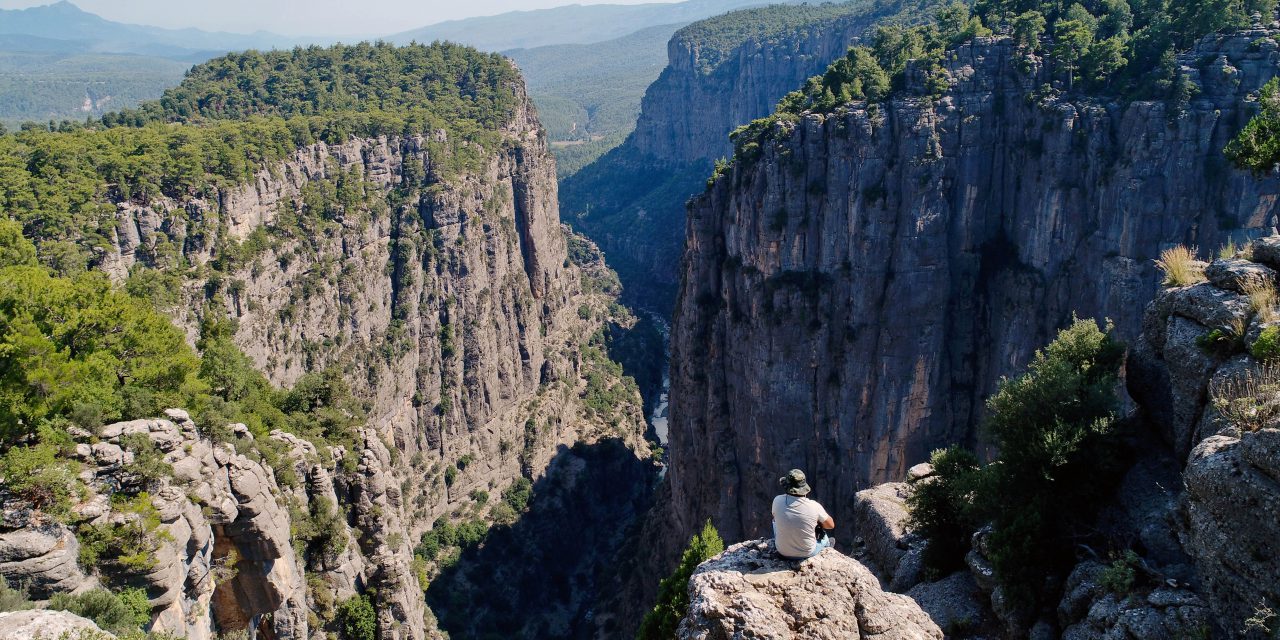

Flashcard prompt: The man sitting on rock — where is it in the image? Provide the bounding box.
[772,469,836,559]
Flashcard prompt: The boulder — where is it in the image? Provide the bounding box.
[0,609,116,639]
[0,524,89,598]
[1181,428,1280,636]
[1204,258,1277,293]
[852,482,917,586]
[906,571,986,635]
[677,539,942,640]
[1251,236,1280,270]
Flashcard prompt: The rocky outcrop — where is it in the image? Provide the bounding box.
[0,609,116,640]
[677,539,942,640]
[851,481,924,591]
[1181,429,1280,637]
[1056,561,1212,640]
[666,30,1280,548]
[561,2,910,313]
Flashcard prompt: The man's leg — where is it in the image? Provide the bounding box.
[809,536,832,557]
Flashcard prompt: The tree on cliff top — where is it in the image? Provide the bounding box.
[1227,78,1280,174]
[636,520,724,640]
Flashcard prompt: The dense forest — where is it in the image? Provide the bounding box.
[0,51,187,128]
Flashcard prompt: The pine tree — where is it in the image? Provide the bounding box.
[636,520,725,640]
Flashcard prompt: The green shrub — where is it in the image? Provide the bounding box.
[982,317,1126,609]
[490,501,517,526]
[906,446,984,577]
[77,493,171,574]
[336,594,376,640]
[48,587,152,635]
[636,519,724,640]
[502,477,533,513]
[119,433,174,491]
[908,318,1126,610]
[292,497,348,561]
[416,530,442,561]
[0,576,32,612]
[469,489,489,505]
[456,520,488,548]
[1099,550,1141,595]
[0,441,81,518]
[1198,328,1244,358]
[1252,326,1280,361]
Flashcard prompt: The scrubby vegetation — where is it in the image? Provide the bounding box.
[336,593,377,640]
[48,587,153,636]
[905,446,984,578]
[907,318,1127,610]
[636,519,725,640]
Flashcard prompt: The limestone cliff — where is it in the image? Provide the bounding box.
[7,60,654,639]
[667,30,1280,548]
[561,1,916,313]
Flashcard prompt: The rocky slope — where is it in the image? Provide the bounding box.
[676,539,942,639]
[666,29,1280,548]
[561,1,922,314]
[1,56,654,639]
[1127,240,1280,637]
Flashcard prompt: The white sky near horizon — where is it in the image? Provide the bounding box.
[0,0,672,38]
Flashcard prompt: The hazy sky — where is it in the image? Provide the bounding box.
[0,0,670,37]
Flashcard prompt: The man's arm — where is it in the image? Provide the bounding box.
[820,515,835,530]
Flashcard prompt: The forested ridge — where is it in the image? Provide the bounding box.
[0,40,527,526]
[0,41,522,277]
[720,0,1278,173]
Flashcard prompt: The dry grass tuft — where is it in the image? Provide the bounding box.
[1244,279,1279,323]
[1211,364,1280,433]
[1155,246,1206,287]
[1219,239,1239,260]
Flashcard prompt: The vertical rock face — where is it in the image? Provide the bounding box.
[62,69,653,638]
[561,3,900,312]
[667,32,1280,546]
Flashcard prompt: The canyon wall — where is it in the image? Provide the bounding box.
[21,69,656,639]
[666,31,1280,546]
[561,2,909,313]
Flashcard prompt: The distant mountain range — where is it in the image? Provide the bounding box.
[0,0,808,172]
[0,1,302,60]
[389,0,801,51]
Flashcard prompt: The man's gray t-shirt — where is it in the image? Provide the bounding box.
[772,494,831,558]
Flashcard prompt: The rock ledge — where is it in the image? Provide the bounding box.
[677,539,942,640]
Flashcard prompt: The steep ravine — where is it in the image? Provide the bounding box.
[562,1,916,315]
[665,30,1280,552]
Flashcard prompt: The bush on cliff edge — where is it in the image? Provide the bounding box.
[908,317,1126,609]
[636,519,724,640]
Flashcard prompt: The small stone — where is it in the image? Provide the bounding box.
[907,462,935,481]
